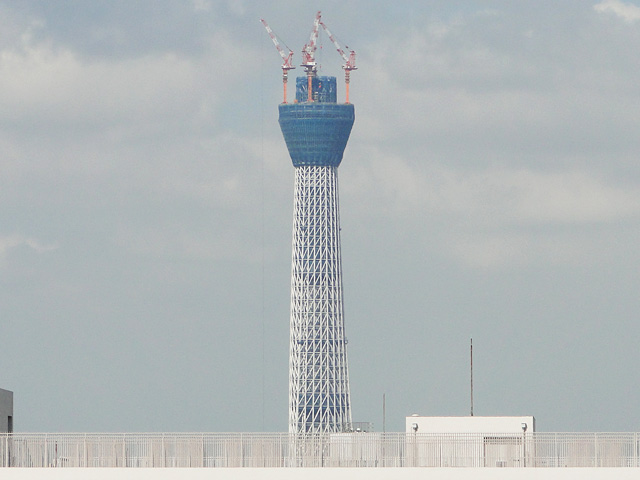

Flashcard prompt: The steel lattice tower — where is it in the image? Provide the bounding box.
[279,76,355,434]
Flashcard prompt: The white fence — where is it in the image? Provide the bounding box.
[1,432,639,468]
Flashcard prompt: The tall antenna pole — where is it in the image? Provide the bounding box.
[383,393,386,434]
[470,338,474,416]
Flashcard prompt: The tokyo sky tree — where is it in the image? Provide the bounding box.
[264,10,357,435]
[279,75,355,433]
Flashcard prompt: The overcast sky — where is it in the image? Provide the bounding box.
[2,0,640,433]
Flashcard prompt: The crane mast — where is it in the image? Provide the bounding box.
[301,11,322,102]
[261,18,296,103]
[320,21,357,104]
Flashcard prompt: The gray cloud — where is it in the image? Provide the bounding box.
[1,1,639,434]
[595,0,640,22]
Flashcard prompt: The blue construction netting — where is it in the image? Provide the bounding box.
[295,76,337,103]
[279,103,355,167]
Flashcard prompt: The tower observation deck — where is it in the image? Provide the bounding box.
[279,75,355,434]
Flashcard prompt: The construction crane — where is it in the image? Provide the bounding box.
[261,18,295,103]
[301,11,322,102]
[320,21,357,104]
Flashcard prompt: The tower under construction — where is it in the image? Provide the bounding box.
[264,12,357,434]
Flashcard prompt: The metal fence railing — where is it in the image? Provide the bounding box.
[1,432,639,468]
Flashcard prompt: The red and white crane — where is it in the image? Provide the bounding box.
[301,11,322,102]
[261,18,295,103]
[263,12,357,104]
[320,21,357,104]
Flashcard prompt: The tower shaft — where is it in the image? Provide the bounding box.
[288,165,351,434]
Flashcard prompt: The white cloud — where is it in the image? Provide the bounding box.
[348,147,640,226]
[0,23,263,189]
[436,168,640,225]
[345,150,640,268]
[226,0,246,16]
[0,234,57,260]
[192,0,212,12]
[0,23,256,131]
[594,0,640,22]
[0,43,199,126]
[446,228,623,269]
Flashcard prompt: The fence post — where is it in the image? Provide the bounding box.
[162,434,165,468]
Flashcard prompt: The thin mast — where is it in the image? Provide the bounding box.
[470,338,474,416]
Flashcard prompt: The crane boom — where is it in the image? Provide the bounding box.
[261,19,294,68]
[319,21,355,68]
[261,18,295,103]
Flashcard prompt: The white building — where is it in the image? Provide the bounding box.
[406,415,535,434]
[405,415,535,468]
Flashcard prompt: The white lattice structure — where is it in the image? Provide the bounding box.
[288,166,352,434]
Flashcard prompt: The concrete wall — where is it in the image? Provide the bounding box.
[1,468,640,480]
[0,389,12,433]
[406,415,535,434]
